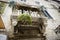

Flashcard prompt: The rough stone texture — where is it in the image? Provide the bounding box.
[1,0,60,40]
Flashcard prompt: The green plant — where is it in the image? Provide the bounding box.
[0,2,6,14]
[17,13,32,25]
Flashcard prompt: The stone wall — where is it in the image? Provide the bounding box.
[1,4,13,37]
